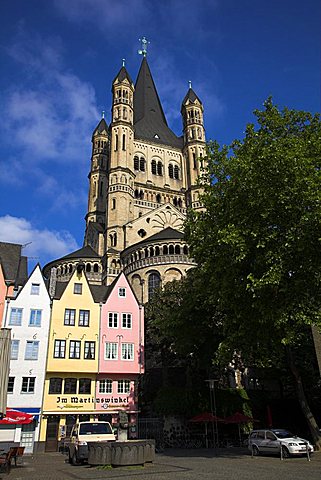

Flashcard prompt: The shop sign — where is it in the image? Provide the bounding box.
[56,396,130,409]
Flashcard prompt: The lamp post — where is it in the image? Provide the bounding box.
[206,379,219,449]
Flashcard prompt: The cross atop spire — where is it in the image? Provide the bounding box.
[189,80,192,89]
[138,36,150,57]
[122,58,126,67]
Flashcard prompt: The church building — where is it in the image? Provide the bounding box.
[43,39,206,303]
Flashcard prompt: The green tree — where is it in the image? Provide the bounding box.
[185,98,321,447]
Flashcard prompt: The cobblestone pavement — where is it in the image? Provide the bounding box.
[3,449,321,480]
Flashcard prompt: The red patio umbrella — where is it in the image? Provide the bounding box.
[224,412,258,424]
[224,412,258,446]
[189,413,224,448]
[0,409,34,425]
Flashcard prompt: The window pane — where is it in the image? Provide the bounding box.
[69,341,81,359]
[9,308,23,326]
[117,380,130,394]
[64,378,77,394]
[29,309,42,326]
[7,377,14,393]
[121,343,134,360]
[99,379,112,394]
[79,310,90,326]
[74,283,82,294]
[31,283,40,295]
[49,377,62,394]
[84,341,95,359]
[105,342,117,360]
[54,340,66,358]
[118,288,126,297]
[10,340,19,360]
[21,377,35,393]
[122,313,132,329]
[108,312,118,328]
[25,341,39,360]
[79,378,91,394]
[64,309,75,326]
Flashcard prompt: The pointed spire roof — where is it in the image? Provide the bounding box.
[181,87,203,109]
[93,117,108,135]
[133,57,183,149]
[113,65,133,85]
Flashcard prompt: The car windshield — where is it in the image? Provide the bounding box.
[79,423,112,435]
[271,430,294,439]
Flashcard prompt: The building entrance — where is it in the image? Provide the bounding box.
[45,416,60,452]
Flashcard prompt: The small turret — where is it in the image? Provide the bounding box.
[181,83,206,209]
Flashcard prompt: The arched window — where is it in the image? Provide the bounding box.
[157,161,163,176]
[140,190,144,200]
[150,247,154,257]
[155,246,160,256]
[178,198,182,207]
[69,264,73,273]
[168,164,174,178]
[112,198,116,209]
[93,263,99,273]
[151,160,157,175]
[144,248,149,258]
[175,245,181,254]
[115,134,118,151]
[86,263,91,272]
[183,245,188,255]
[169,245,174,255]
[174,165,179,179]
[122,134,126,150]
[193,152,196,169]
[134,156,139,170]
[163,245,168,255]
[140,157,145,171]
[156,193,161,203]
[135,189,139,198]
[173,197,178,207]
[148,272,161,300]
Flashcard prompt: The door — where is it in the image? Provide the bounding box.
[45,416,60,452]
[20,422,36,454]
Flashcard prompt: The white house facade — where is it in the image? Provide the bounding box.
[0,265,51,453]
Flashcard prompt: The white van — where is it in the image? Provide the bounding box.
[68,421,115,465]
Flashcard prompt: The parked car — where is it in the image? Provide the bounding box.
[68,421,115,465]
[248,429,314,458]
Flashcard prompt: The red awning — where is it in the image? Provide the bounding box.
[224,411,258,424]
[0,409,34,425]
[189,412,224,423]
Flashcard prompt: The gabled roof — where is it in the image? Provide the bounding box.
[113,66,134,85]
[181,87,203,108]
[133,57,183,149]
[0,241,28,286]
[123,227,184,254]
[93,118,108,135]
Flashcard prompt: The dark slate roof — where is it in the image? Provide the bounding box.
[59,245,100,261]
[181,87,203,108]
[93,118,108,135]
[113,66,134,85]
[147,227,184,242]
[86,222,104,234]
[53,281,68,300]
[89,284,112,303]
[0,241,28,285]
[133,57,183,149]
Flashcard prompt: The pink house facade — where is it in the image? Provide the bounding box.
[96,273,144,436]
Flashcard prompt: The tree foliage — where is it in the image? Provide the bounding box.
[185,98,321,444]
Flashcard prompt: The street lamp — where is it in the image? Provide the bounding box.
[206,379,219,449]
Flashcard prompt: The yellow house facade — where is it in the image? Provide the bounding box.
[40,266,102,452]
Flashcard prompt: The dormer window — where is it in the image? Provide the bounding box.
[119,287,126,297]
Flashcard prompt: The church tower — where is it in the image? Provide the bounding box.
[181,85,206,210]
[102,62,136,282]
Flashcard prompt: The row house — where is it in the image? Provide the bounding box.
[0,265,51,453]
[40,266,144,452]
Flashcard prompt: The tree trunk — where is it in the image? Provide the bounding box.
[286,345,321,450]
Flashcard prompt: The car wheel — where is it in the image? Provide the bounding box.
[71,451,80,466]
[252,445,260,456]
[281,446,290,459]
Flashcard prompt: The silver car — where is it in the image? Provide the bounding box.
[248,429,314,458]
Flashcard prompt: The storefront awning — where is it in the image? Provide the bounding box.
[0,409,34,425]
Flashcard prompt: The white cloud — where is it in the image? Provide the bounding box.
[0,215,79,264]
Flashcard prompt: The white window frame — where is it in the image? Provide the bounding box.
[122,313,132,329]
[84,341,95,360]
[121,343,134,361]
[99,379,112,394]
[108,312,118,328]
[29,309,42,327]
[74,283,82,294]
[21,377,35,393]
[118,287,126,297]
[105,342,118,360]
[25,340,39,360]
[9,308,23,326]
[7,377,15,394]
[10,339,20,360]
[117,379,131,394]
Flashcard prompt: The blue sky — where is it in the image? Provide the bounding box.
[0,0,319,272]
